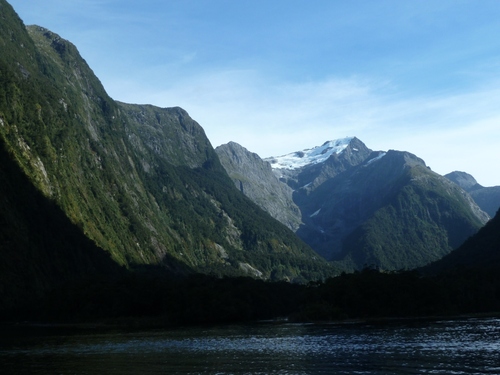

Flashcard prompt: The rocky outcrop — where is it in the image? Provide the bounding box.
[118,103,214,169]
[445,171,481,191]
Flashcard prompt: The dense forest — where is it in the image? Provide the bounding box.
[5,208,498,326]
[4,262,500,327]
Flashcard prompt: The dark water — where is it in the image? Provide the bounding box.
[1,317,500,374]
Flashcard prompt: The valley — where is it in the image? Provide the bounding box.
[1,0,500,327]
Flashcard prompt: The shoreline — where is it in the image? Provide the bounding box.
[2,311,500,333]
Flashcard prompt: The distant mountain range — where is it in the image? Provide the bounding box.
[216,138,494,271]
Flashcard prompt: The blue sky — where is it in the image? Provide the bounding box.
[8,0,500,186]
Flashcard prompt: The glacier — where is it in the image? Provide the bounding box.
[264,137,354,170]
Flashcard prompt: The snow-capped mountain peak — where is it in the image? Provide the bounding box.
[264,137,354,170]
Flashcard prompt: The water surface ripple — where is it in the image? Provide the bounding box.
[1,317,500,374]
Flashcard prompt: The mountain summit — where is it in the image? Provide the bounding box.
[265,137,372,194]
[264,137,355,170]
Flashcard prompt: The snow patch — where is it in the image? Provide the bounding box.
[310,209,321,218]
[265,137,354,170]
[366,152,386,165]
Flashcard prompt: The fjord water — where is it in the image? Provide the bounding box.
[1,318,500,374]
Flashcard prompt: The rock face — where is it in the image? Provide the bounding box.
[215,142,301,231]
[445,171,500,217]
[218,137,489,271]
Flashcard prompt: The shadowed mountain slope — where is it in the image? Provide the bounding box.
[425,208,500,273]
[0,140,124,312]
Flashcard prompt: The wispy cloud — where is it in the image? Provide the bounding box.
[112,74,364,147]
[105,68,500,186]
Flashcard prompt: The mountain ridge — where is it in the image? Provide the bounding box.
[217,138,489,270]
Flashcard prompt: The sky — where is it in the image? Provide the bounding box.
[8,0,500,186]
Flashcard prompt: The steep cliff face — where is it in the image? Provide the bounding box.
[0,0,335,306]
[216,142,302,231]
[445,171,500,218]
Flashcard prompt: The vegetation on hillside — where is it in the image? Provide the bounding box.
[0,139,125,312]
[1,0,337,313]
[338,164,486,270]
[296,151,487,269]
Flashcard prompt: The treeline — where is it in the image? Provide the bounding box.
[5,265,500,327]
[7,270,303,326]
[296,267,500,321]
